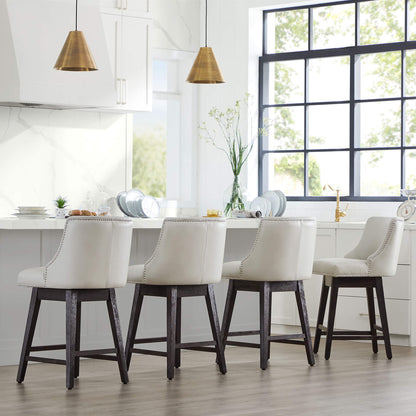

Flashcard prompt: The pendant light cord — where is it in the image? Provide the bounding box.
[205,0,207,47]
[75,0,78,31]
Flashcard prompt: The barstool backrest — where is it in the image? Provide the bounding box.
[241,217,317,281]
[345,216,404,276]
[143,218,226,285]
[44,217,133,289]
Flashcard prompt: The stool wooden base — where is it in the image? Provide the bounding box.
[221,279,315,370]
[17,287,128,389]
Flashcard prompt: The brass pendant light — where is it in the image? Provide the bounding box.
[187,0,224,84]
[54,0,97,71]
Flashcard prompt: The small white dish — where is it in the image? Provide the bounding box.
[274,190,287,217]
[262,191,281,217]
[125,189,144,217]
[139,196,160,218]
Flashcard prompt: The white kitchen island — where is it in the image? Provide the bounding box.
[1,217,415,366]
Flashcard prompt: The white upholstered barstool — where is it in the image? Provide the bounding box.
[16,217,133,389]
[125,218,227,380]
[221,217,317,370]
[313,217,404,360]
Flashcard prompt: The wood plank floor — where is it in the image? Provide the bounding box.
[1,341,416,416]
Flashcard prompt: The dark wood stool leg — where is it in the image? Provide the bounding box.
[260,282,271,370]
[324,281,339,360]
[375,278,392,359]
[166,286,177,380]
[74,301,81,378]
[107,289,129,384]
[17,288,41,383]
[366,286,378,354]
[125,284,144,370]
[314,278,329,353]
[295,281,315,366]
[268,292,272,360]
[175,297,182,368]
[66,290,78,390]
[220,280,237,348]
[205,284,227,374]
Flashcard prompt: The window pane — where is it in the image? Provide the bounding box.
[360,150,401,196]
[308,152,349,196]
[357,101,401,148]
[263,153,304,196]
[359,0,404,45]
[356,52,401,100]
[410,0,416,40]
[405,150,416,188]
[309,104,349,149]
[309,56,350,102]
[405,50,416,97]
[265,61,304,105]
[264,107,304,151]
[312,4,355,49]
[267,10,308,53]
[133,98,168,197]
[405,100,416,146]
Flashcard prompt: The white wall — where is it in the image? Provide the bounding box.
[0,107,129,216]
[196,0,401,220]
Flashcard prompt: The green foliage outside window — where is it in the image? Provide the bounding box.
[269,0,416,195]
[132,126,166,197]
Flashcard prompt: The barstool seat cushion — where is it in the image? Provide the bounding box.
[127,264,145,284]
[18,267,46,287]
[313,258,369,277]
[222,261,241,280]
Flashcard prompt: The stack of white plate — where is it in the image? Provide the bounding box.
[249,190,287,217]
[13,206,48,219]
[116,189,160,218]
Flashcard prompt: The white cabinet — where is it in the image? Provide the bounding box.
[102,12,152,111]
[100,0,150,16]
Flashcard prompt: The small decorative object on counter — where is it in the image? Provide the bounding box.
[68,210,97,216]
[200,95,268,216]
[206,209,222,217]
[54,195,68,219]
[397,189,416,222]
[231,209,262,218]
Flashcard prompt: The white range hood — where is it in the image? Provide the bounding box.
[0,0,116,109]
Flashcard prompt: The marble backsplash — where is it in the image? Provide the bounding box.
[0,107,129,217]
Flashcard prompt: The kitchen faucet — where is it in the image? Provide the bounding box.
[323,184,348,222]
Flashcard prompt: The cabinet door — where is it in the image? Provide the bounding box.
[101,12,124,105]
[121,16,152,111]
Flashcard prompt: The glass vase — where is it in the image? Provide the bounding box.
[223,175,248,216]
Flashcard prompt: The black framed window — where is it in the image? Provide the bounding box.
[259,0,416,201]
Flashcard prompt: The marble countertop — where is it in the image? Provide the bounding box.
[0,217,382,230]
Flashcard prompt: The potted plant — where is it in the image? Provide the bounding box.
[54,195,68,219]
[200,95,267,216]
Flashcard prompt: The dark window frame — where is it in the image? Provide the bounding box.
[258,0,416,201]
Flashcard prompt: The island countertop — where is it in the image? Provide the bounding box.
[0,216,415,230]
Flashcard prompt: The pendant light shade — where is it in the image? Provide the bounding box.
[54,0,97,71]
[187,47,224,84]
[54,31,97,71]
[187,0,224,84]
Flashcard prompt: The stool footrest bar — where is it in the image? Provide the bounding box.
[134,337,167,344]
[30,344,66,352]
[27,356,66,365]
[132,348,167,357]
[228,330,260,337]
[226,340,260,348]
